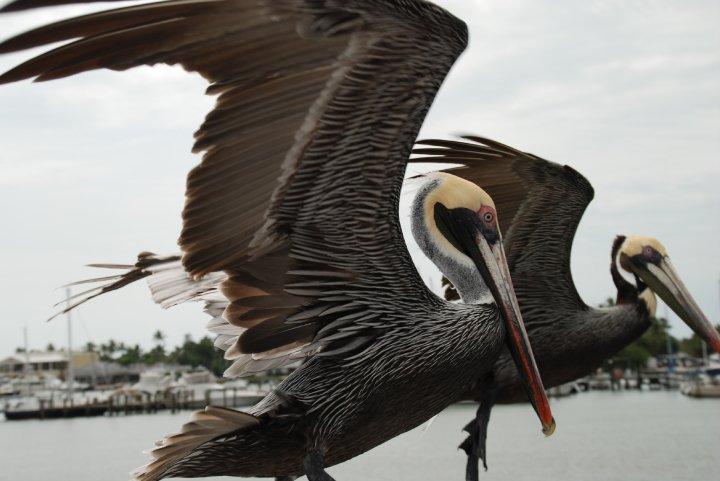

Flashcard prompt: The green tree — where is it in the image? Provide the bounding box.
[616,343,651,369]
[600,297,616,308]
[614,316,678,369]
[153,330,165,347]
[142,346,167,365]
[46,343,55,352]
[145,330,167,364]
[66,334,229,375]
[99,339,118,361]
[600,296,679,369]
[678,324,720,357]
[116,344,143,366]
[169,336,227,376]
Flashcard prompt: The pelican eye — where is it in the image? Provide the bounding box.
[478,205,496,225]
[642,246,662,265]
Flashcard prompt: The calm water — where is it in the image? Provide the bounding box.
[0,391,717,481]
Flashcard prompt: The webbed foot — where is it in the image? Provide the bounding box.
[459,387,496,481]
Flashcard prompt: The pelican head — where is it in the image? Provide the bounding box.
[617,235,720,353]
[412,172,555,436]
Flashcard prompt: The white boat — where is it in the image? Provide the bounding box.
[173,369,223,401]
[547,382,580,398]
[168,370,267,407]
[681,373,720,398]
[129,371,176,395]
[0,380,19,397]
[212,378,268,407]
[3,390,112,420]
[683,384,720,398]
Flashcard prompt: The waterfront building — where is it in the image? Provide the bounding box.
[0,350,99,378]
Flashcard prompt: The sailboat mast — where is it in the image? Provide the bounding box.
[663,305,675,374]
[66,287,74,398]
[23,326,30,397]
[23,326,29,372]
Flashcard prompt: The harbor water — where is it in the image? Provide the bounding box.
[0,391,717,481]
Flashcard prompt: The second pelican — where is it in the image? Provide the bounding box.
[413,136,720,480]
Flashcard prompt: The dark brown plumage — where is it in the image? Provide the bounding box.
[413,136,719,478]
[0,0,469,369]
[1,2,540,481]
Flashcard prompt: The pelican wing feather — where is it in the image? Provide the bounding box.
[413,136,595,320]
[0,0,468,374]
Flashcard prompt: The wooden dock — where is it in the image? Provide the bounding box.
[3,387,266,420]
[4,397,108,420]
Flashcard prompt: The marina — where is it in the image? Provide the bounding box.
[0,391,717,481]
[0,298,271,421]
[3,360,718,420]
[1,368,270,420]
[2,284,716,421]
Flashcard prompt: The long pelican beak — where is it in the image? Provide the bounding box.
[474,237,556,436]
[626,255,720,353]
[433,204,555,436]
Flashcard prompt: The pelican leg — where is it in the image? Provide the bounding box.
[459,386,497,481]
[304,450,336,481]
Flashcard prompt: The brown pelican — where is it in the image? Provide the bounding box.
[412,136,720,480]
[0,1,555,480]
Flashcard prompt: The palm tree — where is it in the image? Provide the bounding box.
[153,330,165,348]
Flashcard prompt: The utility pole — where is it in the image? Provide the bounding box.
[23,326,29,370]
[66,287,74,399]
[23,326,30,396]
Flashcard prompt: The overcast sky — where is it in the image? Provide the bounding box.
[0,0,718,356]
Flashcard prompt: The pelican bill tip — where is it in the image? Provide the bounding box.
[542,417,557,437]
[711,338,720,355]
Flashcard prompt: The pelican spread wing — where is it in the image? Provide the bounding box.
[413,136,595,318]
[1,0,468,374]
